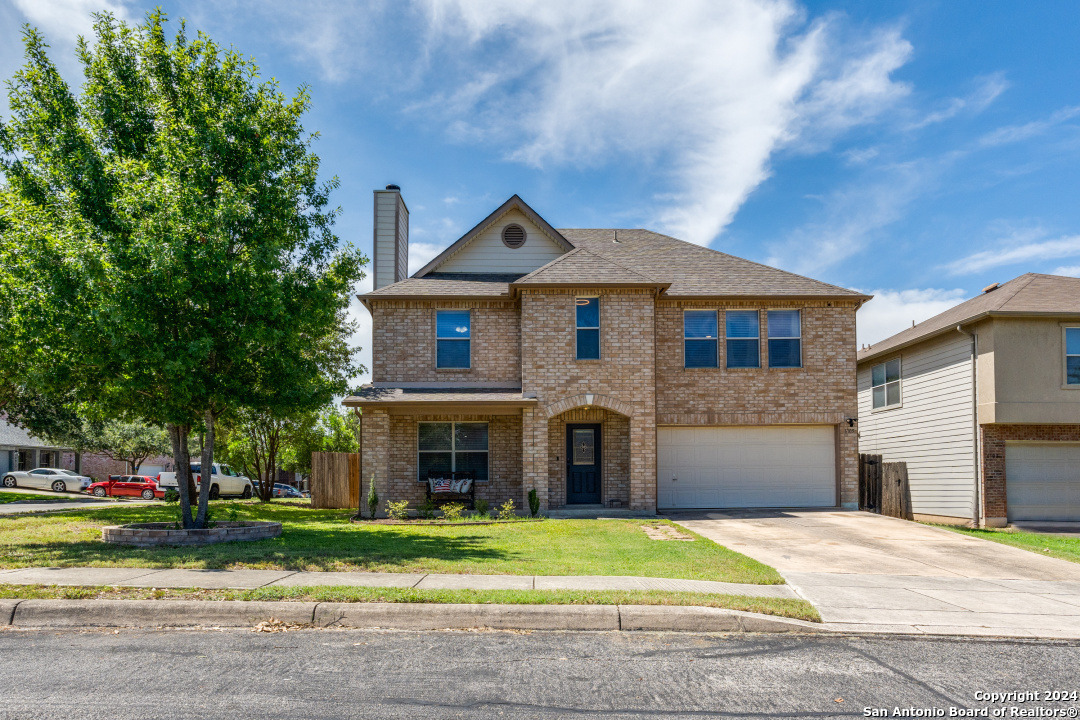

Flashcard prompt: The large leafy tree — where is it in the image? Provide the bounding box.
[0,12,366,527]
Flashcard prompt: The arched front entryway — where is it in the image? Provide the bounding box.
[544,397,632,509]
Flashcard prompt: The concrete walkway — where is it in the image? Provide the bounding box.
[672,509,1080,638]
[0,566,796,599]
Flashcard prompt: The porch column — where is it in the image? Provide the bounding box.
[629,412,656,512]
[360,408,390,515]
[522,407,549,512]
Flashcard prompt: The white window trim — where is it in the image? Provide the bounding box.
[725,309,760,369]
[683,309,719,369]
[417,421,490,482]
[575,296,600,361]
[435,309,471,370]
[766,309,803,369]
[1065,325,1080,388]
[871,356,903,411]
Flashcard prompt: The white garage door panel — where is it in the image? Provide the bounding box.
[657,426,836,510]
[1006,444,1080,522]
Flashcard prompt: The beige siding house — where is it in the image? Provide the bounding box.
[857,274,1080,526]
[348,187,868,514]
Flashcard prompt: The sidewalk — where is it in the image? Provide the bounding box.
[0,566,794,599]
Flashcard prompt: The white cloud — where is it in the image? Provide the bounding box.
[401,0,911,247]
[944,231,1080,276]
[1052,265,1080,277]
[907,72,1008,130]
[407,242,444,274]
[766,158,935,275]
[857,287,967,347]
[978,105,1080,147]
[11,0,134,45]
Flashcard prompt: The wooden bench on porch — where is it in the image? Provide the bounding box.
[425,470,476,509]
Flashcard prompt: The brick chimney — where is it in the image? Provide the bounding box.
[373,184,408,290]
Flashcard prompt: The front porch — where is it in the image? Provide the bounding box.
[347,388,655,513]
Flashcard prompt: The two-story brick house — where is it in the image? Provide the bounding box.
[345,187,868,513]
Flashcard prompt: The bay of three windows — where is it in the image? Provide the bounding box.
[683,309,802,369]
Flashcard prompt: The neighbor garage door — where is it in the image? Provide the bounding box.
[1005,443,1080,522]
[657,426,836,510]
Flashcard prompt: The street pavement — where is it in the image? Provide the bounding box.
[674,509,1080,638]
[0,488,155,515]
[0,627,1078,719]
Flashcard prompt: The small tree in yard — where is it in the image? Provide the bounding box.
[0,13,365,528]
[218,409,314,501]
[367,476,379,519]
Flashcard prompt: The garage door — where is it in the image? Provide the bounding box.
[1005,443,1080,522]
[657,426,836,510]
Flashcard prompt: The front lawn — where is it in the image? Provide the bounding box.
[0,491,47,504]
[0,583,818,621]
[940,525,1080,564]
[0,501,783,584]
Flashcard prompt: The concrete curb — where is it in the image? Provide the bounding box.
[9,599,317,628]
[0,598,823,633]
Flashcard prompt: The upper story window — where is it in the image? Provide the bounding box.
[576,297,600,360]
[726,310,759,368]
[1066,327,1080,386]
[436,310,471,369]
[684,310,718,368]
[872,358,901,409]
[767,310,802,368]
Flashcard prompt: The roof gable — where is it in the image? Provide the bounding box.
[414,195,573,277]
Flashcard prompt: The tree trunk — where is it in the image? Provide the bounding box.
[167,423,194,529]
[194,409,215,528]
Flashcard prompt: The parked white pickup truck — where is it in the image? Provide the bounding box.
[156,462,254,500]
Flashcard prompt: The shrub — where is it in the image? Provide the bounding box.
[386,500,409,521]
[474,498,490,518]
[367,476,379,519]
[441,502,465,522]
[163,489,179,503]
[528,488,540,518]
[418,497,436,520]
[497,499,516,520]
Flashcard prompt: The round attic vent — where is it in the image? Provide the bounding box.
[502,224,527,249]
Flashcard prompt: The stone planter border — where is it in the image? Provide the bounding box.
[102,521,281,547]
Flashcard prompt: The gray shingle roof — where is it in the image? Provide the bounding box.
[364,273,521,299]
[857,273,1080,363]
[362,229,866,300]
[560,229,866,298]
[514,247,661,286]
[0,417,67,449]
[343,386,536,406]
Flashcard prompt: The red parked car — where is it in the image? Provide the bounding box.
[86,475,165,500]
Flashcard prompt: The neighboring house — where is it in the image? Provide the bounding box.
[0,417,68,476]
[856,273,1080,526]
[344,187,868,513]
[1,416,171,481]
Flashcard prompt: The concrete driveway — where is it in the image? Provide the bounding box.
[672,509,1080,638]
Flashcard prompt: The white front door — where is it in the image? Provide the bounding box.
[1005,443,1080,522]
[657,426,837,510]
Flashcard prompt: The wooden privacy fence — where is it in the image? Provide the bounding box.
[311,452,360,510]
[858,453,912,521]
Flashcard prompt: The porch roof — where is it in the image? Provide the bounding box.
[342,385,537,409]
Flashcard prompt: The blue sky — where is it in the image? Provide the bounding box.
[3,1,1079,381]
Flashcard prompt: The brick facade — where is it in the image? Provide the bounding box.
[361,290,860,513]
[979,423,1080,526]
[372,300,521,385]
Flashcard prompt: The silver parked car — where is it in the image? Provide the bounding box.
[2,468,93,493]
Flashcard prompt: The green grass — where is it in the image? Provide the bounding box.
[0,491,46,504]
[0,583,818,621]
[940,525,1080,564]
[0,500,782,584]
